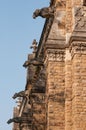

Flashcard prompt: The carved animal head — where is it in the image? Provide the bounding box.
[23,61,30,68]
[7,117,22,124]
[12,93,18,99]
[33,9,40,19]
[7,119,13,124]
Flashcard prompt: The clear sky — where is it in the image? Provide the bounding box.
[0,0,49,130]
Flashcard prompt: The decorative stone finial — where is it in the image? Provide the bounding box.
[30,39,38,53]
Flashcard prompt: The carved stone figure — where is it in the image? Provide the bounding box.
[23,58,44,68]
[33,6,55,19]
[7,117,22,124]
[12,90,27,99]
[74,7,86,30]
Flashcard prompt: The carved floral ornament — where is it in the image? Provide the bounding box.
[45,49,65,61]
[70,42,86,55]
[74,7,86,30]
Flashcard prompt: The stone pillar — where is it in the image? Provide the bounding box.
[70,41,86,130]
[65,49,72,130]
[65,2,86,129]
[69,5,86,130]
[45,46,65,130]
[13,107,20,130]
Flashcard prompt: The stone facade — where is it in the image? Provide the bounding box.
[8,0,86,130]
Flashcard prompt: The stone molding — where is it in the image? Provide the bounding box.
[70,42,86,58]
[45,49,65,62]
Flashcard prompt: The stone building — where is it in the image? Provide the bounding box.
[7,0,86,130]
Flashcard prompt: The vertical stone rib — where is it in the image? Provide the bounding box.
[65,49,72,130]
[45,48,65,130]
[66,0,73,33]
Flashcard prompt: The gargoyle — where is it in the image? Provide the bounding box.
[7,117,22,124]
[33,6,55,19]
[12,90,28,99]
[23,58,44,68]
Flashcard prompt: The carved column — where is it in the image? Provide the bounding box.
[44,45,65,130]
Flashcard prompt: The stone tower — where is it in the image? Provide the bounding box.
[7,0,86,130]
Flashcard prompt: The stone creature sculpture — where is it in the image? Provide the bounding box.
[12,90,28,99]
[7,117,22,124]
[23,58,44,68]
[33,6,55,19]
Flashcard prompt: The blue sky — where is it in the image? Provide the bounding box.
[0,0,49,129]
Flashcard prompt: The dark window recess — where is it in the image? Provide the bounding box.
[83,0,86,5]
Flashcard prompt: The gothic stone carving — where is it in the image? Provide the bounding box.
[7,117,32,124]
[7,117,23,124]
[33,6,55,19]
[12,90,29,99]
[30,39,38,53]
[70,42,86,58]
[46,49,65,62]
[74,7,86,30]
[23,58,44,68]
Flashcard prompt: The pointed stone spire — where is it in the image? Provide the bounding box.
[30,39,38,53]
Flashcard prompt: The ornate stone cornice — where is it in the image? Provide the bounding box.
[70,41,86,58]
[45,49,65,62]
[69,33,86,43]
